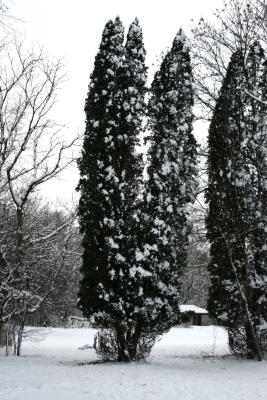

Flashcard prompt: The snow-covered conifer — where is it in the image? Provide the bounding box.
[77,17,147,361]
[245,44,267,327]
[206,44,267,360]
[77,16,126,336]
[136,29,198,336]
[206,50,247,329]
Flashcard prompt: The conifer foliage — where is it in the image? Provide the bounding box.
[135,29,198,336]
[77,17,147,361]
[206,42,267,360]
[245,44,267,329]
[78,19,199,361]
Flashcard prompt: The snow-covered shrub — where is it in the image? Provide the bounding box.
[94,328,157,361]
[228,326,248,357]
[93,329,118,361]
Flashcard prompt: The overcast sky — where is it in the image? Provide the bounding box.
[11,0,224,204]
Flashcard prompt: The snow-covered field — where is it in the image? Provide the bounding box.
[0,326,266,400]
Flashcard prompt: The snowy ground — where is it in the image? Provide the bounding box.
[0,326,267,400]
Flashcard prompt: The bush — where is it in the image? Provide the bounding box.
[93,329,118,361]
[228,326,248,356]
[93,328,158,361]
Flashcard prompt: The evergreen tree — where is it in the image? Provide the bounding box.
[77,17,147,361]
[206,44,267,360]
[112,18,148,360]
[245,43,267,327]
[136,29,198,337]
[206,50,247,329]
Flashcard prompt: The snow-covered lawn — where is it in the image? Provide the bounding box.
[0,326,266,400]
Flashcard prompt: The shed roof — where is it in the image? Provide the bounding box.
[180,304,208,314]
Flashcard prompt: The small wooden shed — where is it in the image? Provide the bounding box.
[180,304,210,326]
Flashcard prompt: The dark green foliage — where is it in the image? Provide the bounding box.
[78,17,125,328]
[135,29,198,336]
[206,43,267,359]
[245,45,267,325]
[206,50,247,327]
[77,18,147,361]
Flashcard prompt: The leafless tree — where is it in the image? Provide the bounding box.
[179,196,210,309]
[0,196,81,355]
[191,0,267,120]
[0,31,80,354]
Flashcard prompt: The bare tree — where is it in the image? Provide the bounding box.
[191,0,266,120]
[0,35,79,354]
[0,196,81,355]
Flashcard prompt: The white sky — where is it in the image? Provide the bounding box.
[11,0,224,205]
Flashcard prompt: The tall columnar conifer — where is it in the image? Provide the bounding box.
[77,17,147,361]
[135,29,198,336]
[245,43,267,327]
[206,50,247,328]
[77,17,125,335]
[206,43,267,359]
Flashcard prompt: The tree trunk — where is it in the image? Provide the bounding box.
[15,207,27,356]
[245,320,262,361]
[116,324,130,362]
[224,239,262,361]
[16,207,24,276]
[128,320,142,360]
[16,318,25,356]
